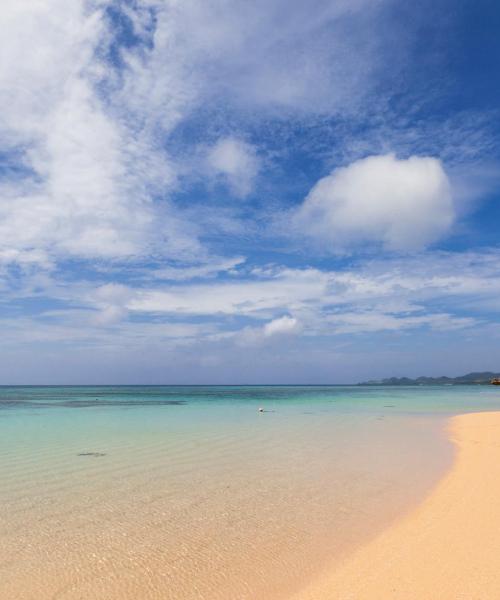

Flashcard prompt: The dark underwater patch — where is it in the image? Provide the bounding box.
[77,452,107,457]
[0,398,187,409]
[56,399,187,407]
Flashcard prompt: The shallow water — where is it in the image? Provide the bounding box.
[1,385,499,599]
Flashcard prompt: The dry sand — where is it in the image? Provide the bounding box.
[291,411,500,600]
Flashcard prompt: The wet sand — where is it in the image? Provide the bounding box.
[292,411,500,600]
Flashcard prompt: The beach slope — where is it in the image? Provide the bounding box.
[292,411,500,600]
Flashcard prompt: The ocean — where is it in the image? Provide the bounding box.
[2,385,500,599]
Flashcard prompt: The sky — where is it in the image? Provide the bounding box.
[0,0,499,384]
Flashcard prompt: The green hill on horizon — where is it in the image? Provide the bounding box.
[359,371,500,386]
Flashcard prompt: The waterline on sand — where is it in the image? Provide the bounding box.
[291,411,500,600]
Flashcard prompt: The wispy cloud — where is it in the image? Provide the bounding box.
[5,248,497,335]
[0,0,499,382]
[0,1,203,265]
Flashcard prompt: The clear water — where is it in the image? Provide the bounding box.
[1,385,499,599]
[3,383,500,413]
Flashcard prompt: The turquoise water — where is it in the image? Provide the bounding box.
[1,385,499,599]
[3,383,500,415]
[3,384,499,458]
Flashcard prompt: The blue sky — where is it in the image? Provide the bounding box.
[0,0,499,384]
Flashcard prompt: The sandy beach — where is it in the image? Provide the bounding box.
[5,387,500,600]
[292,411,500,600]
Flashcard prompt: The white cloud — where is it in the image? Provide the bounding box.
[0,1,101,142]
[0,1,202,266]
[0,76,163,260]
[264,315,301,336]
[0,1,444,270]
[126,268,329,316]
[111,250,500,326]
[294,154,454,252]
[206,137,260,198]
[5,0,379,266]
[1,250,499,381]
[0,2,497,383]
[135,0,387,114]
[86,283,132,326]
[230,315,301,347]
[324,311,476,335]
[102,250,500,338]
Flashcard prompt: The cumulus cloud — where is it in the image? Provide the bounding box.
[206,137,260,198]
[263,315,301,336]
[294,154,454,252]
[232,315,301,347]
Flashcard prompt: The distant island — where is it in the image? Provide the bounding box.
[359,371,500,386]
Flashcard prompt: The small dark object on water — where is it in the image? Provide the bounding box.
[77,452,106,457]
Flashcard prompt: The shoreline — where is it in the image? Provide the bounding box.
[0,409,453,600]
[291,410,500,599]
